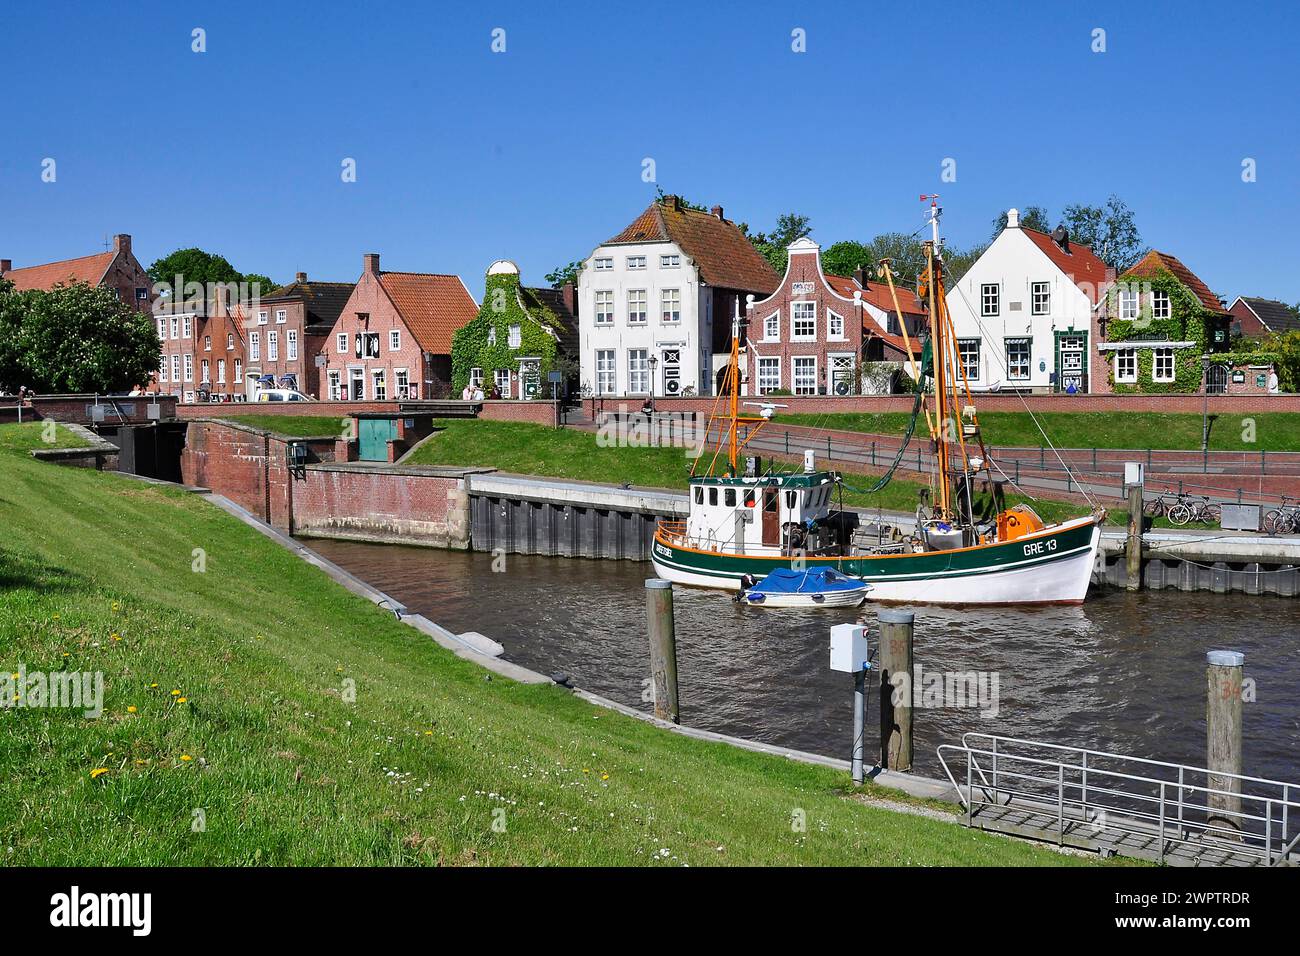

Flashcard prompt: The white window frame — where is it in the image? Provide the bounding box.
[275,309,287,324]
[157,317,167,340]
[508,324,522,348]
[171,354,180,381]
[204,335,211,352]
[757,356,781,394]
[763,311,780,342]
[234,359,242,382]
[628,348,650,394]
[287,329,298,361]
[183,354,193,383]
[257,310,268,325]
[372,369,387,401]
[593,257,613,271]
[627,289,647,324]
[170,317,179,339]
[249,331,260,362]
[227,333,234,351]
[595,349,616,395]
[336,332,348,354]
[594,290,614,325]
[626,255,646,270]
[394,368,409,398]
[216,359,226,384]
[659,254,680,268]
[1031,282,1050,316]
[660,288,680,323]
[182,316,192,338]
[792,355,817,396]
[980,284,999,317]
[200,358,210,383]
[957,338,981,381]
[1152,347,1176,383]
[267,331,279,362]
[1119,286,1140,320]
[1152,290,1171,320]
[389,329,401,352]
[158,359,168,382]
[494,368,511,399]
[791,301,816,341]
[827,309,845,340]
[328,370,342,400]
[1114,348,1137,383]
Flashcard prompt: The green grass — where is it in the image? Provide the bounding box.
[407,419,1096,525]
[779,411,1300,452]
[0,422,91,454]
[0,421,1104,866]
[215,414,347,437]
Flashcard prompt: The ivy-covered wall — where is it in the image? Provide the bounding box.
[1103,269,1225,394]
[451,271,561,398]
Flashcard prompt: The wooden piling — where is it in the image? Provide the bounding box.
[877,608,915,772]
[1206,650,1244,831]
[1126,481,1143,591]
[645,578,679,724]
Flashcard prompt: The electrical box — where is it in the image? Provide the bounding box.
[1124,461,1145,487]
[804,449,816,473]
[829,624,869,673]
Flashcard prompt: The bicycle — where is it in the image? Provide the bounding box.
[1263,496,1299,536]
[1143,490,1179,519]
[1166,495,1221,527]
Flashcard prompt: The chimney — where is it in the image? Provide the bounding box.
[0,259,10,274]
[560,281,577,318]
[853,266,870,290]
[296,271,307,284]
[710,204,724,220]
[1005,208,1020,229]
[1051,226,1070,253]
[112,234,132,256]
[363,253,380,275]
[670,195,682,212]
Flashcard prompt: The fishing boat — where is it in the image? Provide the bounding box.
[651,199,1105,606]
[739,568,871,608]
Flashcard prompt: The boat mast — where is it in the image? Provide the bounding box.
[728,299,741,474]
[923,196,952,518]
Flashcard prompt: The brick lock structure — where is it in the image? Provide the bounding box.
[320,253,478,401]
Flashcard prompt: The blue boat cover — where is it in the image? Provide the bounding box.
[750,567,866,595]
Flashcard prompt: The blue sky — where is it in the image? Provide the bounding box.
[2,0,1298,302]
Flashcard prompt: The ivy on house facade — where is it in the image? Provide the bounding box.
[451,262,567,399]
[1102,268,1230,394]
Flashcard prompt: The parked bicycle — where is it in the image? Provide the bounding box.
[1166,495,1221,527]
[1263,496,1300,536]
[1143,490,1180,519]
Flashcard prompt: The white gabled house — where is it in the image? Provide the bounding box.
[945,208,1112,393]
[578,195,778,398]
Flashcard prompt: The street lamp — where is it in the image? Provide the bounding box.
[1201,353,1210,453]
[649,354,659,414]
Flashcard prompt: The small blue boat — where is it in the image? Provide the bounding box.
[741,567,871,608]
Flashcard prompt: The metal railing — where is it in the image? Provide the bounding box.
[937,733,1300,866]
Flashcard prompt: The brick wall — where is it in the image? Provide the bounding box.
[477,400,558,425]
[30,394,179,425]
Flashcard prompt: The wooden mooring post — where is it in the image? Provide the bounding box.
[644,578,680,724]
[877,608,914,772]
[1125,465,1144,591]
[1206,650,1244,831]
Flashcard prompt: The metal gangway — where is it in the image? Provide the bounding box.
[937,733,1300,866]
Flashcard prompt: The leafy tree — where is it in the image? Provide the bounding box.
[991,205,1052,238]
[545,260,584,288]
[0,281,159,394]
[243,274,279,295]
[746,212,812,274]
[1060,195,1146,271]
[820,240,873,277]
[654,186,709,212]
[943,242,988,284]
[147,248,275,300]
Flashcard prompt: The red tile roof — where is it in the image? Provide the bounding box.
[823,273,922,355]
[606,198,779,294]
[378,272,478,354]
[1123,250,1228,314]
[1020,227,1110,304]
[2,250,116,291]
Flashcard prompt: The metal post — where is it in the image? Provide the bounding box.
[644,579,679,724]
[852,666,866,786]
[1206,650,1244,831]
[1081,751,1088,811]
[992,739,1000,806]
[1057,764,1065,845]
[877,608,914,772]
[1158,781,1167,863]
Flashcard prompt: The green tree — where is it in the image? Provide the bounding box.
[1060,195,1145,271]
[0,282,160,393]
[544,260,584,288]
[746,212,812,274]
[147,248,276,300]
[991,205,1052,238]
[820,240,873,277]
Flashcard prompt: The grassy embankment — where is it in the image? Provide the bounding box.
[215,414,348,437]
[405,418,1101,525]
[778,411,1300,452]
[0,421,1098,866]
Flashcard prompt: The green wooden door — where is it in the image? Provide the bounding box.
[358,418,397,461]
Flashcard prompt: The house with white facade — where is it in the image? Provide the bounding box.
[945,209,1111,393]
[578,195,778,398]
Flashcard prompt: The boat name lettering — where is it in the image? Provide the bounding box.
[1023,538,1057,557]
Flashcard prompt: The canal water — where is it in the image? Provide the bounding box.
[307,538,1300,783]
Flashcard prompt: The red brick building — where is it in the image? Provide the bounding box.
[744,237,924,396]
[1,234,154,312]
[248,273,354,398]
[320,253,478,401]
[1227,296,1300,339]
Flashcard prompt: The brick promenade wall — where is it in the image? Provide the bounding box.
[476,400,558,425]
[181,419,468,546]
[174,398,558,425]
[585,393,1300,417]
[28,394,180,424]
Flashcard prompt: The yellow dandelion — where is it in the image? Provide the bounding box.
[424,730,433,736]
[180,754,193,762]
[127,705,137,714]
[52,613,60,620]
[111,634,121,642]
[177,697,187,704]
[582,768,590,774]
[601,773,610,781]
[111,601,121,612]
[171,689,180,696]
[149,683,158,688]
[134,759,147,766]
[90,768,109,779]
